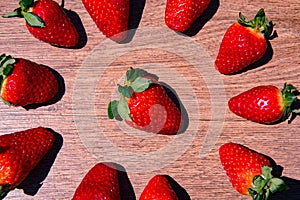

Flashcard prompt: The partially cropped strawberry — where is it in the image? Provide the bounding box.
[108,68,182,135]
[82,0,129,42]
[0,54,59,107]
[140,175,178,200]
[215,9,273,74]
[3,0,79,47]
[165,0,211,32]
[228,84,299,124]
[219,142,287,199]
[0,127,54,199]
[72,163,120,200]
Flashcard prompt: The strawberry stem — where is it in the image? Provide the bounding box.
[2,0,45,27]
[238,8,273,38]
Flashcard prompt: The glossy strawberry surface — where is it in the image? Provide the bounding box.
[140,175,178,200]
[1,58,59,107]
[72,163,120,200]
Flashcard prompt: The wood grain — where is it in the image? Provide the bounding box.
[0,0,299,199]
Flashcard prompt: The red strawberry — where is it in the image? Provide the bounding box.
[0,127,54,198]
[72,163,120,200]
[0,54,59,107]
[108,68,182,135]
[3,0,79,47]
[140,175,178,200]
[215,9,273,74]
[82,0,130,42]
[165,0,211,32]
[219,142,287,199]
[228,84,299,124]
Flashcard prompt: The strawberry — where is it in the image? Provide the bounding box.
[215,9,273,74]
[228,84,299,124]
[219,142,287,199]
[72,163,120,200]
[108,68,182,135]
[82,0,130,42]
[3,0,79,47]
[0,54,59,107]
[165,0,211,32]
[140,175,178,200]
[0,127,54,199]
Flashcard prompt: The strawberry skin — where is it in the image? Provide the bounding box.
[165,0,211,32]
[215,9,272,74]
[108,68,182,135]
[72,163,120,200]
[140,175,178,200]
[3,0,79,47]
[82,0,130,42]
[228,84,298,124]
[0,54,59,107]
[126,84,181,135]
[219,143,287,199]
[0,127,54,198]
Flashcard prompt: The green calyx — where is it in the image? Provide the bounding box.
[0,185,12,199]
[238,8,273,38]
[248,166,288,200]
[0,54,15,85]
[280,83,299,122]
[2,0,45,27]
[108,68,154,121]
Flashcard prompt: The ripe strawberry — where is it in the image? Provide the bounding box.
[228,84,299,124]
[72,163,120,200]
[0,54,59,107]
[140,175,178,200]
[82,0,129,42]
[219,142,287,199]
[3,0,79,47]
[215,9,273,74]
[0,127,54,199]
[165,0,211,32]
[108,68,182,135]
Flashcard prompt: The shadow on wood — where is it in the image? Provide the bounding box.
[116,163,136,200]
[165,175,191,200]
[17,129,63,196]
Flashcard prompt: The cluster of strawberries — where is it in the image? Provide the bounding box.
[0,0,298,199]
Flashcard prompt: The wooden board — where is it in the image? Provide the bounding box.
[0,0,300,199]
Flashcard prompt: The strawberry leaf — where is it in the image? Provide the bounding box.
[117,97,131,121]
[19,0,34,8]
[131,77,152,93]
[126,68,147,82]
[24,12,45,27]
[108,100,119,119]
[118,85,133,98]
[2,8,23,18]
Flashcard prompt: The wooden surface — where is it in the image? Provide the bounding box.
[0,0,300,199]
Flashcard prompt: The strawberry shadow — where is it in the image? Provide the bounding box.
[270,177,300,200]
[17,129,63,196]
[161,82,189,134]
[180,0,219,37]
[64,9,88,49]
[114,163,136,200]
[23,66,65,110]
[165,175,191,200]
[120,0,146,43]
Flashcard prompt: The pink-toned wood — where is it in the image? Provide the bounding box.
[0,0,299,199]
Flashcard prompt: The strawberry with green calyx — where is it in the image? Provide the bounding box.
[140,175,178,200]
[3,0,79,47]
[228,84,299,124]
[0,54,59,107]
[215,8,274,74]
[219,142,288,200]
[108,68,182,135]
[165,0,212,32]
[0,127,54,199]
